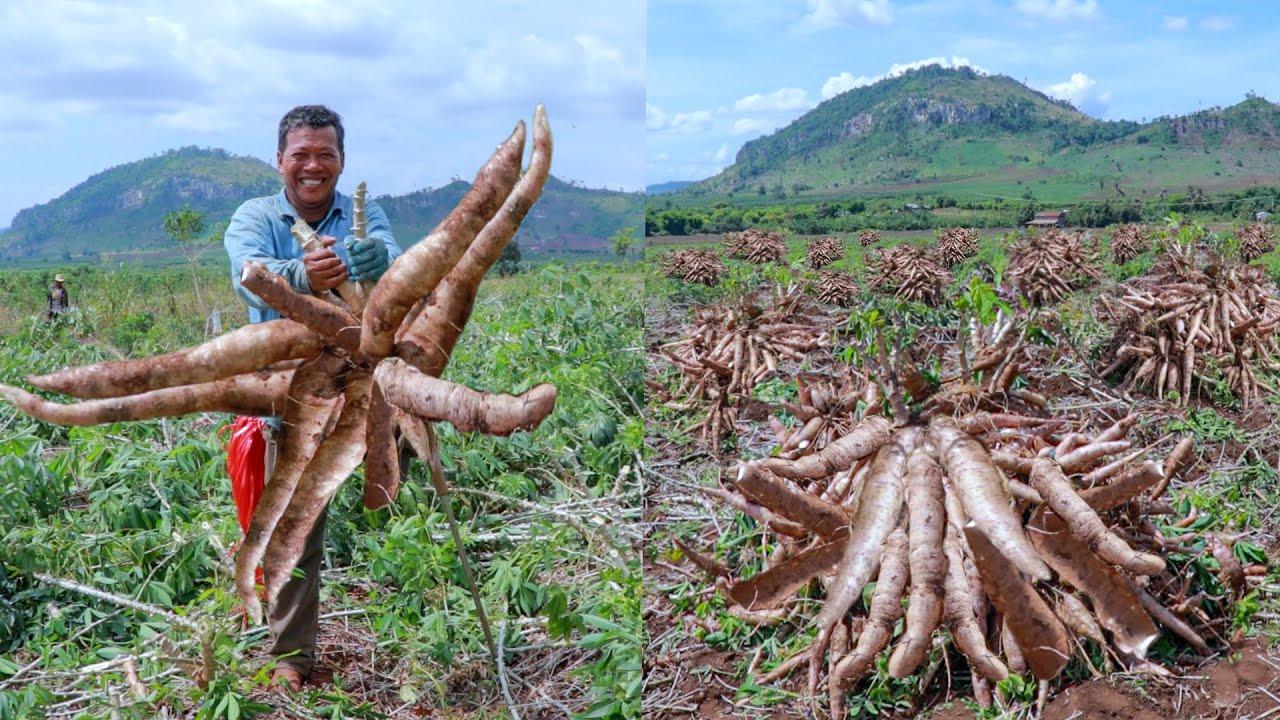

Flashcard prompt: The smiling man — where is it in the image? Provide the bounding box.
[221,104,402,692]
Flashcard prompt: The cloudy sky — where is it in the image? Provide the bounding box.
[648,0,1279,186]
[0,0,644,227]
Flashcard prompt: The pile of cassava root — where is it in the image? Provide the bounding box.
[1098,248,1280,409]
[868,244,953,306]
[725,228,787,264]
[814,270,859,306]
[858,229,881,247]
[1237,221,1276,263]
[935,227,979,266]
[686,407,1214,717]
[1007,228,1102,305]
[1,108,559,656]
[657,291,832,453]
[660,248,726,286]
[1109,223,1150,264]
[806,235,845,269]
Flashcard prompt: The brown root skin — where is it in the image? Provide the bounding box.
[26,319,322,400]
[733,462,848,538]
[942,528,1008,682]
[361,121,527,362]
[362,383,400,511]
[396,106,553,376]
[1027,506,1159,658]
[0,369,291,426]
[1078,461,1162,512]
[888,446,947,678]
[263,370,373,612]
[931,417,1051,582]
[964,522,1071,680]
[1029,457,1165,576]
[374,358,556,435]
[674,538,730,579]
[763,414,892,480]
[728,535,846,611]
[807,427,916,694]
[830,527,909,698]
[235,351,349,623]
[240,262,361,354]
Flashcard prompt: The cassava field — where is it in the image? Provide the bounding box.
[644,218,1280,719]
[0,261,643,719]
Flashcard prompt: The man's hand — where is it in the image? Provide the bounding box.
[344,235,390,283]
[303,235,348,292]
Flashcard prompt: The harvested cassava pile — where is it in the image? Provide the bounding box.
[1110,223,1150,264]
[868,245,952,306]
[1237,221,1276,263]
[660,248,726,286]
[815,271,859,306]
[1098,251,1280,409]
[1007,228,1102,305]
[858,229,881,247]
[657,291,832,453]
[687,409,1231,716]
[935,227,979,266]
[806,235,844,269]
[5,108,559,639]
[725,228,787,264]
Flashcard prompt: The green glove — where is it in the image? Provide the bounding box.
[344,235,390,283]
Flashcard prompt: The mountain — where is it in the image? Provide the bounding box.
[675,65,1280,204]
[0,147,642,263]
[646,181,694,195]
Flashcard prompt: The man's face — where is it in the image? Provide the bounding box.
[277,125,343,221]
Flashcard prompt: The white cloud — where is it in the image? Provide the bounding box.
[821,56,987,100]
[734,88,811,113]
[802,0,893,29]
[732,117,775,136]
[1014,0,1099,22]
[646,103,668,130]
[1162,16,1188,31]
[1200,16,1236,32]
[1043,72,1110,117]
[667,110,714,134]
[714,144,729,162]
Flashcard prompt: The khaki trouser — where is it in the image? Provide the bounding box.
[262,426,328,676]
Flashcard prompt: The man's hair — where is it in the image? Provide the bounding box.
[278,105,345,156]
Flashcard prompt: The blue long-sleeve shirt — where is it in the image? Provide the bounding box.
[223,188,403,324]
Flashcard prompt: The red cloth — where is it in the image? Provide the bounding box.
[221,416,268,534]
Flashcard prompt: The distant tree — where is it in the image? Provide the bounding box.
[494,239,522,276]
[163,206,211,314]
[610,227,638,260]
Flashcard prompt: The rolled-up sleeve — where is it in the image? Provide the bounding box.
[365,200,403,261]
[224,200,311,312]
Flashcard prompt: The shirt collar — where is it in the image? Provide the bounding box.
[275,188,348,224]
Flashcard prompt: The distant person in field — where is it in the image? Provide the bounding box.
[222,104,403,693]
[45,273,70,320]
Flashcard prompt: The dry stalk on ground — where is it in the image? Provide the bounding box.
[806,236,845,269]
[3,108,560,667]
[868,245,953,306]
[1098,249,1280,409]
[1007,228,1102,305]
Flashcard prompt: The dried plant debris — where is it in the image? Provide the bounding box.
[660,248,726,286]
[1237,221,1276,263]
[1098,252,1280,409]
[1110,223,1150,264]
[806,235,845,269]
[1008,228,1102,305]
[5,107,559,627]
[725,228,788,264]
[936,227,979,267]
[815,271,859,306]
[684,410,1236,716]
[868,245,953,306]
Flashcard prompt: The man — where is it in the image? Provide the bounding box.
[223,105,402,691]
[45,274,70,321]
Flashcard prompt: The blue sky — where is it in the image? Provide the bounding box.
[0,0,644,228]
[647,0,1280,186]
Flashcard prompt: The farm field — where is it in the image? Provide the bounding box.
[643,219,1280,719]
[0,260,643,720]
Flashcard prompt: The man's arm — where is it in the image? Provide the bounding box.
[223,203,311,312]
[365,200,403,262]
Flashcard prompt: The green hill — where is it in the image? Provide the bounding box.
[674,65,1280,207]
[0,147,642,265]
